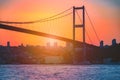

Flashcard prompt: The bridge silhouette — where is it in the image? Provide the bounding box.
[0,23,75,43]
[0,23,94,48]
[0,6,99,48]
[1,5,120,65]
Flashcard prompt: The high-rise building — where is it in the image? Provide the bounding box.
[46,42,50,47]
[66,42,73,48]
[112,39,117,46]
[7,41,10,47]
[54,42,58,47]
[100,40,104,48]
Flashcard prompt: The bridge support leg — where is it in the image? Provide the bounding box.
[73,6,86,64]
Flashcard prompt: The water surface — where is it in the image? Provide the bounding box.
[0,65,120,80]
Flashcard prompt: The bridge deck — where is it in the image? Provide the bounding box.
[0,24,97,48]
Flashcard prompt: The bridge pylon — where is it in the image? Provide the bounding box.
[72,6,86,63]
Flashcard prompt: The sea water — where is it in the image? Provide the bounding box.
[0,65,120,80]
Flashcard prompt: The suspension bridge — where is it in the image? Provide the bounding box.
[0,6,100,48]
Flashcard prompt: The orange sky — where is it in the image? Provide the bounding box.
[0,0,120,46]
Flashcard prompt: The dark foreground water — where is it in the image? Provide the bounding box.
[0,65,120,80]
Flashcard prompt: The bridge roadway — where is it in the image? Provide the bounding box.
[0,24,97,48]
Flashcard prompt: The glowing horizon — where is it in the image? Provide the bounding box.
[0,0,120,46]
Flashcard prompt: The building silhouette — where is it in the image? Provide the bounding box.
[100,40,104,48]
[7,41,10,48]
[112,39,117,46]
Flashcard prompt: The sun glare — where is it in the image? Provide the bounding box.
[46,38,57,46]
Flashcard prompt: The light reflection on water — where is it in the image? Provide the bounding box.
[0,65,120,80]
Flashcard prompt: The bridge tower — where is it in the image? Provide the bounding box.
[73,6,86,62]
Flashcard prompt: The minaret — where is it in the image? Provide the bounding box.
[7,41,10,48]
[100,40,104,48]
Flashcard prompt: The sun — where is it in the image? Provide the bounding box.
[46,38,57,47]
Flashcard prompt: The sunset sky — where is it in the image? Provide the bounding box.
[0,0,120,46]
